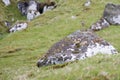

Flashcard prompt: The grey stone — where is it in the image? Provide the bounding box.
[103,3,120,25]
[27,0,40,21]
[37,30,118,67]
[9,22,28,33]
[17,1,29,16]
[84,0,91,7]
[90,3,120,31]
[90,18,110,31]
[17,0,56,21]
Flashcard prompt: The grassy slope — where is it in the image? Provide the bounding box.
[0,0,26,39]
[0,2,8,35]
[0,0,120,80]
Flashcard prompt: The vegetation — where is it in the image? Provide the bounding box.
[0,0,26,39]
[0,0,120,80]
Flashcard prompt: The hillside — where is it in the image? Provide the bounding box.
[0,0,120,80]
[0,0,26,39]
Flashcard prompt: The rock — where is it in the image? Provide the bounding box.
[27,10,40,21]
[11,17,15,22]
[71,16,77,19]
[4,21,11,27]
[9,22,27,33]
[37,30,118,67]
[17,1,29,15]
[90,3,120,31]
[37,1,56,14]
[103,3,120,25]
[17,0,40,21]
[28,0,38,11]
[27,0,40,21]
[2,0,11,6]
[27,1,56,21]
[17,0,56,21]
[84,0,91,7]
[90,18,110,31]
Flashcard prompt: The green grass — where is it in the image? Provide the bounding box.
[0,0,120,80]
[0,0,26,37]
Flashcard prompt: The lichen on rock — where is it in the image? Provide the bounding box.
[90,18,110,31]
[37,30,118,67]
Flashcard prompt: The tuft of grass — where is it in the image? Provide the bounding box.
[0,0,120,80]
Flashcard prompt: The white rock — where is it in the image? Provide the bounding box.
[102,18,110,26]
[27,11,34,21]
[28,2,37,11]
[43,6,48,13]
[9,22,28,33]
[11,18,14,22]
[27,10,40,21]
[27,1,40,21]
[34,11,41,18]
[85,43,118,57]
[84,0,91,7]
[2,0,10,6]
[70,54,76,61]
[71,16,77,19]
[47,6,55,10]
[43,5,56,13]
[112,15,120,24]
